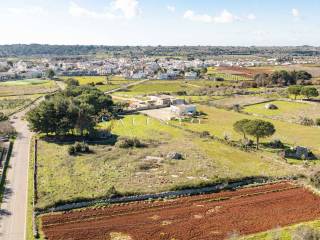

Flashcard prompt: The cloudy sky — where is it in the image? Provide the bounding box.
[0,0,319,46]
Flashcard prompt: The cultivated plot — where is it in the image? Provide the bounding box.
[41,182,320,240]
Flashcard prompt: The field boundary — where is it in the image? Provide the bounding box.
[7,96,43,117]
[35,176,295,215]
[0,142,13,203]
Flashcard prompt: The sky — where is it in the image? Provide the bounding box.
[0,0,319,46]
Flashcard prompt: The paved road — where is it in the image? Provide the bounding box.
[0,106,35,240]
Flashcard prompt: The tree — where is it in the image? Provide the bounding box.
[66,78,79,87]
[233,119,251,140]
[46,69,55,79]
[270,70,295,86]
[301,87,319,99]
[296,70,312,81]
[75,103,95,136]
[243,120,276,149]
[288,85,302,100]
[26,85,115,137]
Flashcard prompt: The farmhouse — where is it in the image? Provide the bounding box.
[171,104,197,116]
[149,95,173,106]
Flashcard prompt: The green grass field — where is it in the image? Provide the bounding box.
[170,105,320,155]
[0,79,50,86]
[243,100,320,124]
[0,79,58,96]
[60,76,134,92]
[244,101,310,116]
[60,75,132,86]
[125,80,195,95]
[35,114,295,209]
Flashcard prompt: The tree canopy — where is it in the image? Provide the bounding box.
[234,119,276,149]
[288,85,303,99]
[27,85,115,137]
[301,86,319,99]
[254,70,312,87]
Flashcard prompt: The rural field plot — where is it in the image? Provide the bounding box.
[35,115,295,209]
[170,105,320,155]
[207,66,252,81]
[116,80,196,96]
[60,76,133,92]
[211,95,270,109]
[0,95,41,115]
[40,182,320,240]
[113,80,236,98]
[244,100,320,123]
[0,79,58,96]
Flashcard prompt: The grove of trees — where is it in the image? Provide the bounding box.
[27,85,116,137]
[288,85,319,99]
[254,70,312,87]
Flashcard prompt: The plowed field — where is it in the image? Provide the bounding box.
[41,182,320,240]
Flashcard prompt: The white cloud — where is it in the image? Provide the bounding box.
[111,0,141,19]
[167,5,176,13]
[5,6,47,16]
[184,9,241,24]
[183,10,212,23]
[213,10,238,23]
[69,0,141,20]
[69,2,116,19]
[247,13,256,21]
[292,8,300,18]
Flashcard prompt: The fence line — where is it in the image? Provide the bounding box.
[33,139,39,238]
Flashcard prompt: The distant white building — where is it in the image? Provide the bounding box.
[131,71,146,79]
[157,73,169,80]
[185,71,198,80]
[149,95,173,105]
[170,104,197,116]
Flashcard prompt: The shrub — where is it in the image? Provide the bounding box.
[316,118,320,126]
[80,142,90,153]
[0,112,8,122]
[106,186,120,198]
[292,226,320,240]
[95,81,104,85]
[299,117,315,126]
[116,137,145,148]
[200,131,210,138]
[68,142,90,155]
[310,171,320,189]
[269,139,285,149]
[68,146,76,155]
[74,142,82,152]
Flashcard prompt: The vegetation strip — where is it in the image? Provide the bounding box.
[36,177,289,214]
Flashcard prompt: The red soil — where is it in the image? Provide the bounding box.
[41,182,320,240]
[217,66,273,77]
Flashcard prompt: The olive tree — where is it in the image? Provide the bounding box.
[301,87,319,99]
[288,85,302,100]
[233,119,251,140]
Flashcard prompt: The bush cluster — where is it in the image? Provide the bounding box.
[116,137,145,148]
[68,142,90,155]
